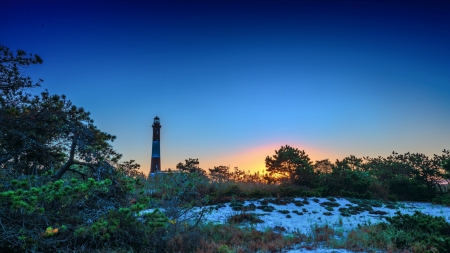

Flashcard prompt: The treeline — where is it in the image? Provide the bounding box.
[175,145,450,203]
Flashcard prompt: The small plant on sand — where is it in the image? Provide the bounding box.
[294,200,304,206]
[227,212,264,224]
[257,205,275,212]
[326,197,337,202]
[321,201,340,207]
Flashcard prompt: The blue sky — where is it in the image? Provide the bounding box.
[2,0,449,174]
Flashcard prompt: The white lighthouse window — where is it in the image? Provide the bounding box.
[156,165,158,169]
[157,131,158,134]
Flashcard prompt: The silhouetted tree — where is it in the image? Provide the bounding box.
[265,145,314,185]
[176,158,205,175]
[209,165,230,182]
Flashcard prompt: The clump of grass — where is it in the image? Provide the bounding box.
[229,199,245,211]
[369,210,388,215]
[309,224,335,244]
[294,201,304,207]
[338,207,351,217]
[384,203,398,209]
[269,197,294,205]
[368,200,383,207]
[259,199,269,205]
[194,223,305,253]
[323,212,333,216]
[326,197,337,202]
[215,203,227,210]
[257,205,275,212]
[357,203,373,212]
[320,201,340,207]
[227,212,264,224]
[278,210,290,214]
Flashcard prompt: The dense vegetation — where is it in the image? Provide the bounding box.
[1,45,450,252]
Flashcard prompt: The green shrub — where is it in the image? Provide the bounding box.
[248,189,266,198]
[278,185,303,197]
[228,213,264,224]
[224,184,242,197]
[433,194,450,206]
[0,173,163,252]
[382,211,450,252]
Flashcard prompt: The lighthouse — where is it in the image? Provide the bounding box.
[150,116,161,174]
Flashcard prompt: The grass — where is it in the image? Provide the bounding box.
[191,222,306,253]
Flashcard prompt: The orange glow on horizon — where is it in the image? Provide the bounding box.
[138,142,339,176]
[200,142,335,174]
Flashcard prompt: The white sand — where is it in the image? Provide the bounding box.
[199,198,450,232]
[184,198,450,252]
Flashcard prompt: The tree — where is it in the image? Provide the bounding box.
[176,158,205,175]
[0,45,122,180]
[265,145,313,185]
[0,45,43,93]
[209,165,230,182]
[442,154,450,184]
[314,159,333,174]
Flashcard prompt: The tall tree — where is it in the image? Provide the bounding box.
[265,145,313,185]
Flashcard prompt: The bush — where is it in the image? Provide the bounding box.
[382,211,450,252]
[433,194,450,206]
[0,173,165,252]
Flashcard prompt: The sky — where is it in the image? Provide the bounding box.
[1,0,450,175]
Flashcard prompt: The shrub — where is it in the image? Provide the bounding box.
[320,201,340,207]
[227,212,264,224]
[433,194,450,206]
[0,173,163,252]
[382,211,450,252]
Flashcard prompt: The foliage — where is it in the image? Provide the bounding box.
[381,211,450,252]
[0,45,121,180]
[0,172,165,252]
[176,158,206,175]
[433,194,450,206]
[209,165,230,183]
[314,150,450,201]
[265,145,315,186]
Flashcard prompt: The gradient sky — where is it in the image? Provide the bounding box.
[2,0,450,175]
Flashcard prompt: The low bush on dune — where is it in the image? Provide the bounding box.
[0,173,170,252]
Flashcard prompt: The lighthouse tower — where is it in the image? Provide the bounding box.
[150,116,161,174]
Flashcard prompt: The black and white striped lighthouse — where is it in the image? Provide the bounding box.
[150,116,161,174]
